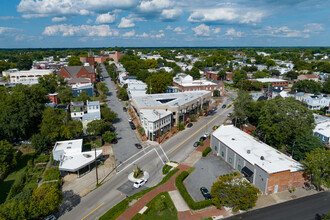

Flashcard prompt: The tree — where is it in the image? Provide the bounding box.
[217,70,227,80]
[40,107,67,142]
[302,148,330,190]
[38,72,66,94]
[29,184,62,219]
[285,71,299,80]
[102,131,118,143]
[188,67,201,79]
[101,104,118,123]
[145,59,158,69]
[31,134,49,154]
[258,97,314,148]
[146,72,173,94]
[117,87,128,100]
[211,173,259,211]
[17,54,32,70]
[213,89,220,97]
[253,71,269,79]
[76,91,90,104]
[194,61,206,70]
[234,90,253,127]
[68,56,83,66]
[97,82,109,94]
[291,80,322,94]
[86,120,111,135]
[57,86,74,104]
[323,79,330,94]
[265,59,276,68]
[232,70,247,84]
[0,140,16,178]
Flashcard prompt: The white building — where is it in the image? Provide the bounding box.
[9,69,53,84]
[126,79,147,98]
[70,100,101,123]
[211,125,305,194]
[303,95,330,110]
[140,109,172,140]
[2,68,19,77]
[313,121,330,145]
[52,139,103,177]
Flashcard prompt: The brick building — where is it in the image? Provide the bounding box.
[58,66,96,85]
[211,125,306,194]
[206,71,221,81]
[47,93,59,105]
[173,73,224,96]
[251,78,289,87]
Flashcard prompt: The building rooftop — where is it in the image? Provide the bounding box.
[313,121,330,137]
[254,78,287,83]
[140,109,172,122]
[213,125,303,174]
[133,91,210,108]
[87,100,100,106]
[314,114,330,124]
[173,73,217,86]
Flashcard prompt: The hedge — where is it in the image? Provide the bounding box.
[175,171,213,210]
[202,147,212,157]
[43,168,60,181]
[100,168,180,220]
[162,164,172,175]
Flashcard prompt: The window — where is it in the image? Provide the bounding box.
[214,146,218,151]
[229,158,232,164]
[238,165,241,171]
[221,151,224,157]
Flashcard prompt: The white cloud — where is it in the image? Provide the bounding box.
[165,25,172,30]
[96,12,116,24]
[192,24,210,36]
[0,27,17,35]
[225,28,243,37]
[151,31,165,38]
[42,24,119,37]
[188,7,265,24]
[136,32,148,37]
[138,0,172,13]
[17,0,137,18]
[52,16,67,22]
[173,26,187,34]
[213,27,221,34]
[86,19,93,24]
[118,17,135,28]
[122,29,135,37]
[303,23,324,32]
[255,26,309,38]
[160,8,182,20]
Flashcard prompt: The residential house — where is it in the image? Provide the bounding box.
[58,66,96,84]
[71,83,94,98]
[303,95,330,110]
[313,121,330,145]
[297,74,319,82]
[70,101,85,121]
[211,125,306,194]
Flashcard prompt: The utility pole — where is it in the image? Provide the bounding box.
[94,147,98,185]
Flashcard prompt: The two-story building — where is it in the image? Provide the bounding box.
[211,125,306,194]
[9,69,53,84]
[58,66,96,85]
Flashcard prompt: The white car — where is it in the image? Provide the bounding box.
[133,178,147,188]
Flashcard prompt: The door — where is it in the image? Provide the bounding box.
[274,185,278,193]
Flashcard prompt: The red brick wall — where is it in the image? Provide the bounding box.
[272,81,289,87]
[47,94,59,105]
[206,72,220,81]
[226,72,233,81]
[58,68,71,79]
[267,170,306,194]
[77,67,95,83]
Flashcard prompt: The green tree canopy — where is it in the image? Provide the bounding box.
[31,134,49,154]
[86,120,111,136]
[291,80,322,94]
[117,87,128,101]
[40,107,67,141]
[38,72,66,94]
[146,72,173,94]
[68,56,83,66]
[57,86,74,104]
[253,71,269,79]
[17,54,32,70]
[188,67,201,79]
[76,91,91,104]
[302,148,330,190]
[232,70,247,84]
[217,70,227,80]
[145,59,158,69]
[101,104,118,123]
[285,71,299,80]
[322,79,330,94]
[102,131,118,143]
[0,140,16,178]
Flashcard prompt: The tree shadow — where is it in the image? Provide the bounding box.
[57,190,81,216]
[113,118,121,123]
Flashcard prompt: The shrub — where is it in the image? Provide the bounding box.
[43,168,60,181]
[175,171,213,210]
[200,140,204,146]
[33,154,49,164]
[162,164,172,175]
[178,122,185,131]
[189,114,197,122]
[202,147,212,157]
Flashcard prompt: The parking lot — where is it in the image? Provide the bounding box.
[184,153,234,202]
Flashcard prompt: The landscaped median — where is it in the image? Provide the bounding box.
[99,168,180,220]
[175,168,213,210]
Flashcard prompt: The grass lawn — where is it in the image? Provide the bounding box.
[132,192,177,220]
[0,153,35,203]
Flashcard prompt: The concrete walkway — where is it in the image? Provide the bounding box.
[169,190,189,211]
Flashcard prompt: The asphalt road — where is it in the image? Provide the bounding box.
[58,68,237,220]
[226,191,330,220]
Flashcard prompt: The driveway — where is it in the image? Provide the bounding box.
[184,153,234,202]
[100,65,142,164]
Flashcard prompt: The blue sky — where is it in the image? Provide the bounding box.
[0,0,329,48]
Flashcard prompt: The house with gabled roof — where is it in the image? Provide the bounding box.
[58,66,96,85]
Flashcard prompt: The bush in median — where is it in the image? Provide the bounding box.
[202,147,211,157]
[175,171,213,210]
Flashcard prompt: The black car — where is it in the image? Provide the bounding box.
[123,107,127,112]
[129,122,136,130]
[193,141,200,147]
[212,106,217,111]
[199,136,207,142]
[135,143,142,149]
[111,139,118,144]
[200,187,212,200]
[208,110,214,115]
[222,104,227,109]
[187,123,193,128]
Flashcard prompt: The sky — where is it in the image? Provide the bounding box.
[0,0,329,48]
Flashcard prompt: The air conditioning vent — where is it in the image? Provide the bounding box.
[247,149,251,154]
[260,156,265,160]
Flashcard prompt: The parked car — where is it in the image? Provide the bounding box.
[187,123,193,128]
[111,139,118,144]
[222,104,227,109]
[204,132,210,138]
[133,178,147,188]
[204,112,209,116]
[227,113,232,117]
[212,106,217,111]
[123,107,127,112]
[130,122,136,130]
[135,143,142,149]
[193,141,200,147]
[199,136,207,142]
[200,187,212,200]
[212,125,218,130]
[208,110,214,115]
[44,215,56,220]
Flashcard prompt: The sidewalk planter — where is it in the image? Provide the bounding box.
[128,171,150,182]
[175,170,213,210]
[202,147,212,157]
